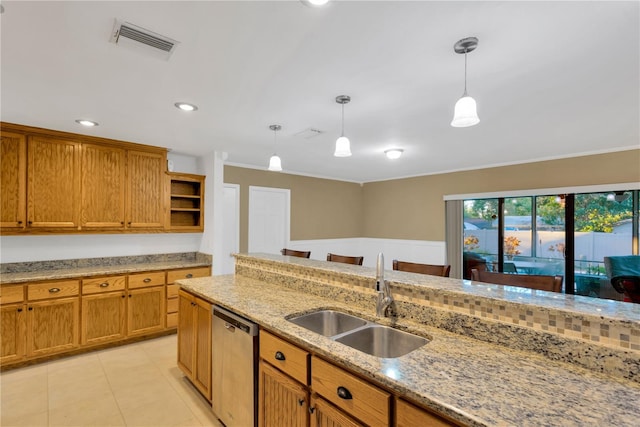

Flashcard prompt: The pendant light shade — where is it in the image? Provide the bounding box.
[334,95,352,157]
[334,136,351,157]
[451,37,480,128]
[268,154,282,171]
[451,95,479,128]
[267,124,283,172]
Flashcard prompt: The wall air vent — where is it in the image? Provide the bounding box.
[110,20,179,60]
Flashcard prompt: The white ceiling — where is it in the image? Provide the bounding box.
[1,1,638,183]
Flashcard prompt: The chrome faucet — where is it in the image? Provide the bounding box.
[375,253,394,317]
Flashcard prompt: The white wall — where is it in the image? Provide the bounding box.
[287,238,446,270]
[0,233,203,263]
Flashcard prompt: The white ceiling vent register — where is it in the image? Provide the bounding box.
[109,20,179,60]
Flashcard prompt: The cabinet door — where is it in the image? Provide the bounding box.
[126,150,165,229]
[177,291,196,378]
[396,398,457,427]
[127,286,165,336]
[26,297,79,357]
[27,135,80,228]
[81,291,127,345]
[0,132,26,229]
[81,143,126,229]
[1,303,26,363]
[310,394,365,427]
[258,360,309,427]
[194,297,212,400]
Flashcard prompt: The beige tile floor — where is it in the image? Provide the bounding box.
[0,335,224,427]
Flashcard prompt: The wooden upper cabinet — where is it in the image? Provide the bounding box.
[81,143,126,229]
[27,135,80,229]
[0,132,26,229]
[127,150,165,229]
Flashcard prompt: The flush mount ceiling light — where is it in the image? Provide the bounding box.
[451,37,480,128]
[268,124,283,172]
[384,149,404,160]
[174,102,198,112]
[301,0,330,7]
[75,119,98,127]
[334,95,352,157]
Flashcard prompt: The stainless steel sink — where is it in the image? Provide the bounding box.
[288,310,368,337]
[335,324,428,358]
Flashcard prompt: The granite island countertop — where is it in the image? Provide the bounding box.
[179,272,640,427]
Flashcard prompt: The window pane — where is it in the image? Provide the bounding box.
[463,199,497,278]
[574,191,633,300]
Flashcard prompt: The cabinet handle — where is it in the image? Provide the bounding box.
[17,221,23,225]
[17,308,23,312]
[129,294,132,298]
[298,398,305,406]
[28,220,33,225]
[143,278,152,283]
[274,351,286,361]
[49,287,61,293]
[28,306,33,311]
[309,406,315,414]
[186,273,193,278]
[122,295,126,298]
[127,222,132,226]
[120,221,125,225]
[99,282,109,288]
[336,386,352,400]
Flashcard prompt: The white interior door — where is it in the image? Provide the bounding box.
[248,186,290,255]
[221,184,240,275]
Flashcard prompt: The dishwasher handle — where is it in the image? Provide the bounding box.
[213,305,258,336]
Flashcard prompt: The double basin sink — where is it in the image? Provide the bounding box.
[287,309,428,358]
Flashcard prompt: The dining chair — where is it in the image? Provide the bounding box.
[326,253,364,266]
[281,248,311,258]
[392,260,451,277]
[470,269,563,292]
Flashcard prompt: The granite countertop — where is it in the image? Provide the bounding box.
[0,257,211,284]
[179,274,640,427]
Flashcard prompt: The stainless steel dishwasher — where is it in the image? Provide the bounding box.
[211,305,259,427]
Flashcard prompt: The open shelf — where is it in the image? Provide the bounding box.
[166,172,205,231]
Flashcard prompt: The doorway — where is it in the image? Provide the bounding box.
[248,186,290,255]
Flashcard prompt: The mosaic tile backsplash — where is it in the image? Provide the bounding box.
[235,253,640,382]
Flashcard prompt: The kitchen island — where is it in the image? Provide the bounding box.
[176,253,640,427]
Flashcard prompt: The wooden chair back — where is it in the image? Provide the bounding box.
[326,253,364,266]
[281,248,311,258]
[471,269,563,292]
[392,260,451,277]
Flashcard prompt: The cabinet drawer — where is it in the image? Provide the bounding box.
[167,296,179,313]
[166,284,179,299]
[128,271,165,289]
[166,312,178,329]
[27,280,80,301]
[0,285,25,305]
[311,356,390,427]
[260,330,309,385]
[396,398,456,427]
[166,267,210,284]
[82,276,126,295]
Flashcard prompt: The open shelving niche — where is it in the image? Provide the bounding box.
[166,172,205,230]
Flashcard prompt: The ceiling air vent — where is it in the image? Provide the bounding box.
[110,20,179,60]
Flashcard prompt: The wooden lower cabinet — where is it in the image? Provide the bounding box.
[81,291,127,345]
[396,398,458,427]
[259,360,309,427]
[127,286,165,336]
[1,303,26,364]
[177,290,212,401]
[310,394,364,427]
[26,297,80,357]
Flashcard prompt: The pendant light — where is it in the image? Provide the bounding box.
[267,124,283,172]
[334,95,352,157]
[451,37,480,128]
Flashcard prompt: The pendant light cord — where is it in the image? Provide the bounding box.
[463,49,468,97]
[341,103,345,137]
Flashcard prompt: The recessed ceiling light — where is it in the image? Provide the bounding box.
[385,149,403,160]
[174,102,198,112]
[75,119,98,127]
